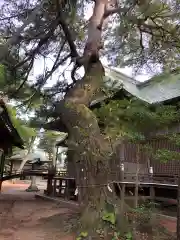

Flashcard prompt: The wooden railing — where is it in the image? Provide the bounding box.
[109,171,179,185]
[45,172,179,202]
[1,168,56,181]
[54,171,179,186]
[2,167,179,187]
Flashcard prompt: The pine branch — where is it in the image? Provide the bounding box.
[58,13,79,58]
[18,54,70,110]
[15,16,62,69]
[55,0,79,58]
[10,57,35,98]
[0,0,49,61]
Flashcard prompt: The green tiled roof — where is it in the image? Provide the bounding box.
[95,66,180,104]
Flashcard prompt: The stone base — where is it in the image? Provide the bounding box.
[26,185,39,192]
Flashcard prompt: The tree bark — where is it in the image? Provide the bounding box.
[56,62,111,226]
[55,0,113,231]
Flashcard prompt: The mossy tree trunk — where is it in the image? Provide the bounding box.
[55,0,114,232]
[56,62,111,227]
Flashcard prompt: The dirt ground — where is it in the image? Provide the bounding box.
[0,181,75,240]
[0,181,177,240]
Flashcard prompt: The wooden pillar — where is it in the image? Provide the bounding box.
[80,167,86,204]
[53,179,57,196]
[119,143,125,213]
[10,160,13,175]
[120,163,125,214]
[76,167,82,204]
[47,177,53,195]
[46,166,54,195]
[149,166,155,200]
[59,179,63,196]
[119,142,125,180]
[66,150,76,178]
[119,143,125,166]
[10,160,14,183]
[54,146,58,172]
[65,179,69,200]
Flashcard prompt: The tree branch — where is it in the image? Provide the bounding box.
[0,8,35,21]
[19,54,71,110]
[104,0,138,18]
[104,6,128,18]
[12,38,67,98]
[15,16,61,69]
[10,58,35,98]
[138,27,144,51]
[55,0,79,58]
[58,15,79,58]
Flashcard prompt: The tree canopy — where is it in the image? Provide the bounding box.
[0,0,179,117]
[95,99,180,140]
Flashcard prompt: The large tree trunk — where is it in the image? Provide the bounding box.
[56,61,111,226]
[55,0,116,235]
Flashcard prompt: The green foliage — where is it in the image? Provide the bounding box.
[132,202,155,215]
[100,208,134,240]
[76,231,88,240]
[106,0,180,72]
[0,63,48,119]
[112,231,121,240]
[102,211,116,225]
[95,98,179,142]
[155,149,180,163]
[79,232,88,238]
[124,232,132,240]
[168,134,180,147]
[7,104,37,146]
[154,133,180,163]
[96,97,180,165]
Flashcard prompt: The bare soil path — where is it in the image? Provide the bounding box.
[0,181,177,240]
[0,182,75,240]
